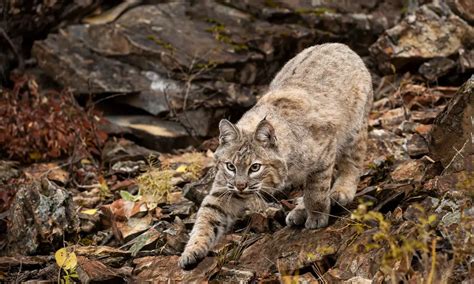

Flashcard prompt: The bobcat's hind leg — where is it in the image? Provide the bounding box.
[331,128,367,206]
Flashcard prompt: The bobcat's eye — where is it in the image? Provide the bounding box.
[249,163,261,173]
[226,162,236,172]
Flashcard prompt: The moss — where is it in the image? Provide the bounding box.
[295,7,335,16]
[195,61,217,70]
[264,0,281,9]
[146,35,174,51]
[204,19,249,52]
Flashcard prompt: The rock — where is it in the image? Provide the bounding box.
[344,276,373,284]
[174,108,228,137]
[293,0,406,55]
[78,208,101,234]
[406,134,429,157]
[447,0,474,23]
[370,4,474,73]
[418,57,456,81]
[229,0,407,55]
[105,115,196,152]
[7,180,79,255]
[0,0,99,77]
[0,255,51,269]
[415,124,433,136]
[410,106,445,124]
[397,121,419,134]
[2,263,59,282]
[429,76,473,172]
[391,159,426,183]
[76,256,124,283]
[281,272,319,283]
[379,107,406,128]
[31,1,314,116]
[110,160,147,176]
[161,200,195,220]
[133,255,218,282]
[102,138,160,166]
[237,222,352,277]
[73,187,102,209]
[214,267,256,283]
[183,166,217,206]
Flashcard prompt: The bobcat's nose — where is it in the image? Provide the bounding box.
[235,181,247,191]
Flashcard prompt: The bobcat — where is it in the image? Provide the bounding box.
[179,43,373,269]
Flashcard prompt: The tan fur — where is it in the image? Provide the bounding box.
[179,43,373,269]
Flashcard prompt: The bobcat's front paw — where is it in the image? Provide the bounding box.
[330,188,355,206]
[305,214,329,229]
[285,208,307,227]
[179,249,206,270]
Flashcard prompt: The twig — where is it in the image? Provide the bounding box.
[0,27,24,70]
[93,92,129,105]
[441,139,469,175]
[307,209,360,225]
[330,196,354,215]
[427,238,437,284]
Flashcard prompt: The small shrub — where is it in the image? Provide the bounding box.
[0,74,107,162]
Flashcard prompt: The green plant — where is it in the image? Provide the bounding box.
[55,247,79,284]
[351,202,438,283]
[136,165,173,209]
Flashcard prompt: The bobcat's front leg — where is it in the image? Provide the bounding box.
[304,144,336,229]
[179,190,239,270]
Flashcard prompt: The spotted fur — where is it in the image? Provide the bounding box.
[179,43,373,269]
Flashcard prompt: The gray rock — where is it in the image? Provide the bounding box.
[105,115,196,152]
[102,138,160,165]
[370,4,474,73]
[31,1,311,115]
[406,133,429,157]
[7,179,79,255]
[419,57,456,81]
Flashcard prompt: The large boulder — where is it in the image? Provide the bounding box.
[31,1,319,141]
[429,75,473,172]
[7,179,79,255]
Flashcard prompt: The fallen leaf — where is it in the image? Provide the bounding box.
[81,209,98,215]
[55,248,78,270]
[176,165,188,173]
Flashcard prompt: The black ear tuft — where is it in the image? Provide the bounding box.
[254,119,276,147]
[219,119,240,145]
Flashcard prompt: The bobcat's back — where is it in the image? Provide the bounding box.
[268,43,372,131]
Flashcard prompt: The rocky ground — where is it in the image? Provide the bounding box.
[0,0,473,283]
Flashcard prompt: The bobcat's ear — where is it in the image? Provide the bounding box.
[254,119,276,147]
[219,119,240,145]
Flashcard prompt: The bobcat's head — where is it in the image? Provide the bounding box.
[213,118,287,197]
